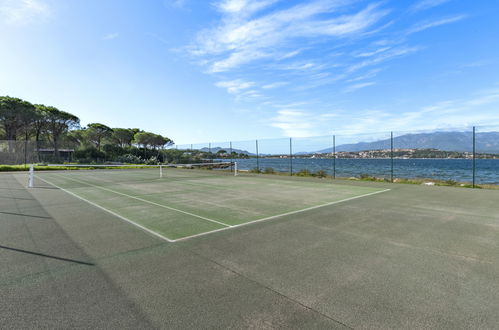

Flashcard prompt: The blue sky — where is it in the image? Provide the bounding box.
[1,0,499,145]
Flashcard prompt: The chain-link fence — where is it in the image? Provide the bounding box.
[0,140,76,165]
[174,125,499,187]
[2,126,498,186]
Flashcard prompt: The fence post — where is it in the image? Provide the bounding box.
[289,137,293,175]
[473,126,476,188]
[24,140,28,167]
[333,135,336,179]
[230,141,233,172]
[256,139,260,173]
[391,131,394,183]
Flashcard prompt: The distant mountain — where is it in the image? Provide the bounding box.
[317,131,499,153]
[199,146,253,155]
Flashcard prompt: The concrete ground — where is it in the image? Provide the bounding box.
[1,172,498,329]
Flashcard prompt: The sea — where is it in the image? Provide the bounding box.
[226,158,499,185]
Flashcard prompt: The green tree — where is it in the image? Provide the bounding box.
[67,129,89,147]
[85,123,113,150]
[150,134,173,150]
[0,96,35,141]
[133,132,154,149]
[110,128,136,147]
[33,105,49,145]
[44,107,80,158]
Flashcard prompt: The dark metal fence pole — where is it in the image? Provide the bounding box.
[391,131,394,183]
[209,143,212,163]
[473,126,476,188]
[24,140,28,167]
[289,137,293,175]
[333,135,336,179]
[256,139,260,173]
[230,141,233,172]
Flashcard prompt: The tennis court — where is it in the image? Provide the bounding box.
[32,166,388,241]
[2,168,499,329]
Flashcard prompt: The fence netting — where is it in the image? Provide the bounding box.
[2,125,498,186]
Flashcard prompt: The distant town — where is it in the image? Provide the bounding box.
[270,148,499,159]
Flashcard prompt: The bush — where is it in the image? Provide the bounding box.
[145,156,159,165]
[315,170,327,178]
[74,147,106,163]
[116,154,143,164]
[296,169,313,177]
[249,168,261,173]
[264,167,275,174]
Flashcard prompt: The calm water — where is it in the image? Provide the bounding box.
[226,158,499,185]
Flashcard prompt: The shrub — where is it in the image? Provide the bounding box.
[296,169,313,177]
[116,154,143,164]
[264,167,275,174]
[74,146,106,163]
[315,170,327,178]
[145,156,159,165]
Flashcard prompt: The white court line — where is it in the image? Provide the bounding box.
[52,174,231,228]
[38,172,390,243]
[35,175,174,243]
[172,188,391,242]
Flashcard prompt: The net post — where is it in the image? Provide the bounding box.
[28,164,34,188]
[289,137,293,176]
[160,165,163,178]
[234,162,238,176]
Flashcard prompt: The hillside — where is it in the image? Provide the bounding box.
[317,131,499,153]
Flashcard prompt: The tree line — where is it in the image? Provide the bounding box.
[0,96,175,163]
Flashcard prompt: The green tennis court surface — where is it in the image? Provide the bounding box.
[3,170,499,328]
[34,168,387,241]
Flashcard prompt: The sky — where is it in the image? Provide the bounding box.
[1,0,499,145]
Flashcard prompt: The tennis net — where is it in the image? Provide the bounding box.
[28,162,237,188]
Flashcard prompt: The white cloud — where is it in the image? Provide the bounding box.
[215,79,255,94]
[465,88,499,107]
[354,47,390,58]
[270,109,316,137]
[261,81,288,89]
[216,0,279,16]
[410,0,451,12]
[0,0,50,25]
[343,81,375,93]
[407,15,466,34]
[342,87,499,134]
[192,1,389,72]
[265,86,499,138]
[347,68,382,82]
[103,33,119,40]
[347,46,420,72]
